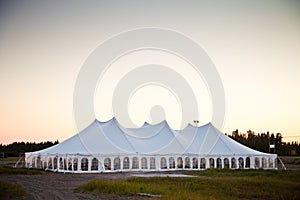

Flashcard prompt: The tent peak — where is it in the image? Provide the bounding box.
[94,118,216,131]
[142,121,151,127]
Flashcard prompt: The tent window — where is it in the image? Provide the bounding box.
[245,157,250,168]
[63,158,67,170]
[67,158,72,170]
[185,157,190,168]
[91,158,98,171]
[114,157,121,170]
[150,157,156,169]
[38,156,44,169]
[262,157,267,169]
[53,157,58,170]
[123,157,130,169]
[36,156,42,169]
[231,158,236,169]
[238,157,244,168]
[200,158,206,169]
[132,157,139,169]
[193,157,198,169]
[209,158,214,168]
[36,157,41,168]
[104,158,111,170]
[217,158,222,168]
[224,158,229,168]
[141,157,147,169]
[268,158,273,168]
[81,158,88,171]
[177,157,183,168]
[34,157,37,168]
[169,157,175,169]
[255,157,260,168]
[160,157,167,169]
[59,157,64,170]
[73,158,78,171]
[31,157,35,168]
[48,157,52,170]
[43,160,47,169]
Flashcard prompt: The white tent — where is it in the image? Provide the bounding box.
[25,118,277,172]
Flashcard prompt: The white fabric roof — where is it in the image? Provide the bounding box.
[26,118,275,157]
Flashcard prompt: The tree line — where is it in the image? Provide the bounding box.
[229,129,300,156]
[0,141,59,157]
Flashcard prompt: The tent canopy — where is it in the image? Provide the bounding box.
[27,118,273,157]
[25,118,277,172]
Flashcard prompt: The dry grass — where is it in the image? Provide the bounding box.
[75,169,300,200]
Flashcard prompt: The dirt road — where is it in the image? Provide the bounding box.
[0,172,138,200]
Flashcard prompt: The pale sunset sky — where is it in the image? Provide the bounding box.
[0,0,300,144]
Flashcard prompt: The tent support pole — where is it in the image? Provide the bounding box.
[277,157,286,170]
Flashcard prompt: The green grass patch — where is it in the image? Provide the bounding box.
[0,166,44,175]
[75,178,163,196]
[75,170,300,200]
[0,181,26,199]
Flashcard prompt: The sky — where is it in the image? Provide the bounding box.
[0,0,300,144]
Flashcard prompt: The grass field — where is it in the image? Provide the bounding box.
[75,169,300,200]
[0,166,44,175]
[1,157,19,161]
